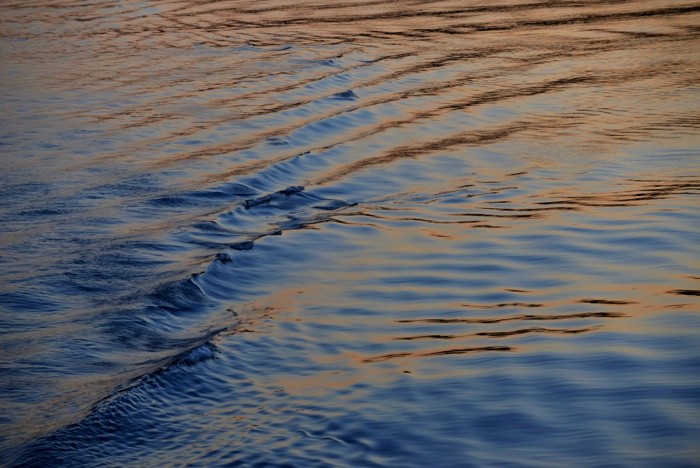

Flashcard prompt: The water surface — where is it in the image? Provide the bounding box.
[1,0,699,466]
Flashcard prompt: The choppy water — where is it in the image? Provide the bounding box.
[1,0,699,466]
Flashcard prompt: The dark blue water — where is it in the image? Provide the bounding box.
[1,0,699,465]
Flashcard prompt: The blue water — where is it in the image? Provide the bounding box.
[1,0,699,466]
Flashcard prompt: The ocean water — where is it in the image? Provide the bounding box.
[1,0,699,466]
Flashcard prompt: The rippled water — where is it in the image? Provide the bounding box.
[1,0,699,465]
